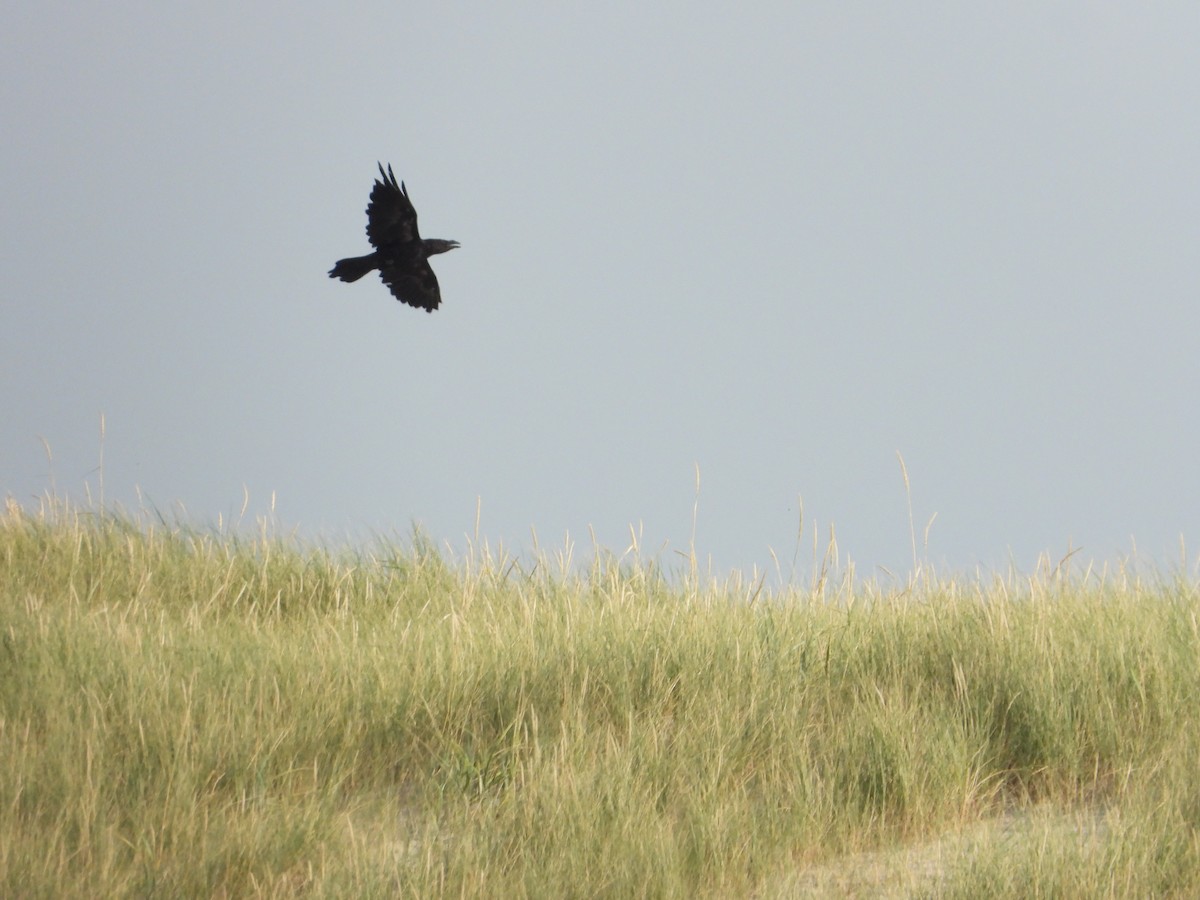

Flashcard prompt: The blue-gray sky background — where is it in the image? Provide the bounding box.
[4,3,1198,579]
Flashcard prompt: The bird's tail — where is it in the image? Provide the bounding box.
[328,254,378,283]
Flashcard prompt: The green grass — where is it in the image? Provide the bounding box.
[3,497,1200,897]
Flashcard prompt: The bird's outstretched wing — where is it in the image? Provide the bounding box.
[365,163,421,249]
[380,258,442,312]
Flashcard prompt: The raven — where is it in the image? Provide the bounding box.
[328,163,459,312]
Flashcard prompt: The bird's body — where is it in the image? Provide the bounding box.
[329,164,459,312]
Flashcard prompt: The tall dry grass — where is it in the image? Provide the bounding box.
[2,497,1199,897]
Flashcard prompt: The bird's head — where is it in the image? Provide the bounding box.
[424,239,461,256]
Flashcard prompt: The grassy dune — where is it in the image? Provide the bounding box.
[3,498,1200,897]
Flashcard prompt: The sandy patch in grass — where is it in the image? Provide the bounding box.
[771,806,1110,898]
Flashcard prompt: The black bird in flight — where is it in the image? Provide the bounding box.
[328,163,459,312]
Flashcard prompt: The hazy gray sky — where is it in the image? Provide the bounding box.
[4,3,1198,579]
